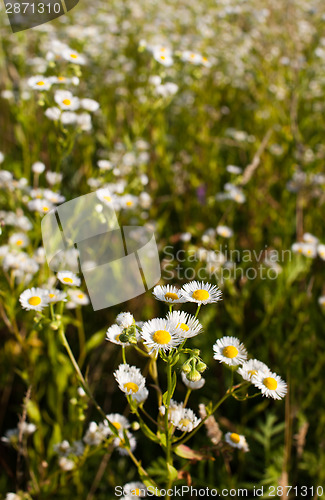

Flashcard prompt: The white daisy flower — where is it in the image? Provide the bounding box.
[153,51,173,66]
[43,189,65,205]
[301,243,317,258]
[213,336,248,366]
[9,233,29,249]
[61,112,78,125]
[159,399,183,419]
[123,481,147,498]
[225,432,249,452]
[170,407,201,432]
[83,421,106,446]
[53,440,71,456]
[96,188,117,207]
[68,289,90,306]
[45,107,61,121]
[216,225,234,238]
[106,324,130,345]
[46,171,62,185]
[237,359,270,382]
[46,288,67,303]
[152,284,187,304]
[318,296,325,306]
[180,50,203,65]
[167,310,203,338]
[140,317,183,354]
[132,387,149,405]
[57,271,81,287]
[252,371,287,400]
[27,199,54,214]
[104,413,130,435]
[62,49,86,65]
[116,312,134,328]
[19,287,49,311]
[32,162,46,174]
[113,430,136,456]
[114,364,146,396]
[54,90,80,111]
[226,165,242,174]
[80,98,100,112]
[181,371,205,390]
[120,194,138,209]
[27,75,51,90]
[291,242,304,254]
[58,457,75,471]
[317,244,325,260]
[303,232,318,244]
[181,281,222,305]
[97,160,112,170]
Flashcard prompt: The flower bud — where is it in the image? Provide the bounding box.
[187,368,202,382]
[182,359,192,374]
[196,360,207,373]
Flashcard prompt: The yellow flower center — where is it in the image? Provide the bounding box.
[223,346,239,358]
[192,289,209,301]
[123,382,139,393]
[190,53,195,58]
[179,323,189,332]
[16,239,23,246]
[37,81,45,86]
[132,489,141,496]
[49,293,56,299]
[62,99,71,106]
[164,292,179,301]
[263,377,278,390]
[112,422,121,430]
[63,277,73,284]
[160,55,166,60]
[70,54,78,59]
[179,418,191,426]
[126,201,133,206]
[115,334,120,341]
[104,196,111,202]
[43,206,49,212]
[28,296,41,306]
[58,76,65,81]
[153,330,171,345]
[248,369,257,377]
[77,294,84,299]
[230,433,241,444]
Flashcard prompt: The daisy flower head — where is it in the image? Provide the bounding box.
[27,75,51,90]
[57,271,81,287]
[68,289,90,306]
[213,336,248,366]
[140,317,183,354]
[237,359,270,382]
[317,244,325,260]
[114,364,146,397]
[291,242,304,254]
[167,310,203,338]
[152,47,173,67]
[113,430,136,456]
[19,287,49,311]
[116,312,135,328]
[62,48,86,65]
[152,284,187,304]
[9,233,29,249]
[252,371,287,400]
[54,90,80,111]
[170,407,201,433]
[181,281,222,305]
[46,288,67,303]
[106,324,130,345]
[104,413,130,435]
[32,162,46,174]
[27,198,54,214]
[181,371,205,390]
[301,243,317,258]
[123,481,147,498]
[96,187,118,208]
[216,225,234,238]
[225,432,249,452]
[303,232,318,245]
[318,296,325,307]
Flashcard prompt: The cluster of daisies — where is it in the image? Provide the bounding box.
[213,337,287,401]
[19,271,89,312]
[142,43,212,68]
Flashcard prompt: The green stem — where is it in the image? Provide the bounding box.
[122,346,127,364]
[194,304,201,319]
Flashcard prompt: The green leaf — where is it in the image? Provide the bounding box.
[167,463,178,481]
[174,444,208,461]
[85,330,106,353]
[139,419,160,443]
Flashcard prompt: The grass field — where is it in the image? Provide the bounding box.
[1,0,325,498]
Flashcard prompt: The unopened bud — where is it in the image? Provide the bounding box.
[187,368,202,383]
[182,360,192,374]
[196,360,207,373]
